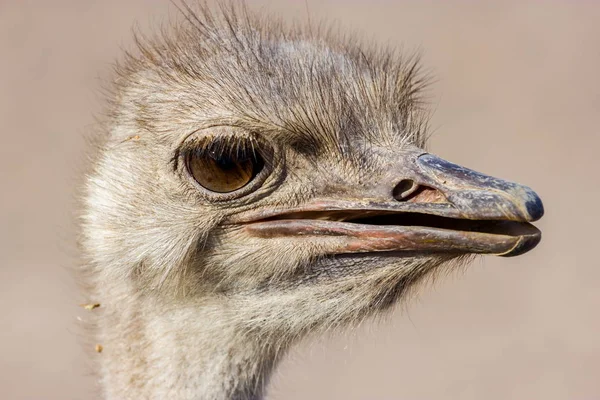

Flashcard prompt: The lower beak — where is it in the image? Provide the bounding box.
[239,153,544,257]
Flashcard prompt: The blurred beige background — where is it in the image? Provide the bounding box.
[1,1,599,399]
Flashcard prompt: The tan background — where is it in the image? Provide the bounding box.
[1,1,599,399]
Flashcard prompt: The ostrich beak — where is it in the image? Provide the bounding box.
[241,152,544,257]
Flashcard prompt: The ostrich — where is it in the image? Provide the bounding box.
[80,3,544,400]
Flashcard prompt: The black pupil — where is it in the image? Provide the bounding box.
[214,154,249,170]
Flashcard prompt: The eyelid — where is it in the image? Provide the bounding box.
[186,145,259,177]
[181,134,259,157]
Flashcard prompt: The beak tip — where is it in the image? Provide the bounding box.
[524,189,544,222]
[500,229,542,257]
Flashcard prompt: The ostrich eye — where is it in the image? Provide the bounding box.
[186,137,265,193]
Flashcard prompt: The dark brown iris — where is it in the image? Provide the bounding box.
[186,139,264,193]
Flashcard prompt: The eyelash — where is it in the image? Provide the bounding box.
[173,134,252,170]
[186,136,260,162]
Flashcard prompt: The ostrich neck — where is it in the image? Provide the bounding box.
[96,284,279,400]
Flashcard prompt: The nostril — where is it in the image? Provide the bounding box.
[393,179,418,201]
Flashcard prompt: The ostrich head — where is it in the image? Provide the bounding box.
[81,3,543,399]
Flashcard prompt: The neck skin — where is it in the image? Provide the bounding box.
[95,285,280,400]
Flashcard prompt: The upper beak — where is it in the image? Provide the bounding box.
[412,154,543,222]
[238,151,544,257]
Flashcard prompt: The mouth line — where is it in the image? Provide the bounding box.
[255,210,537,237]
[242,209,542,257]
